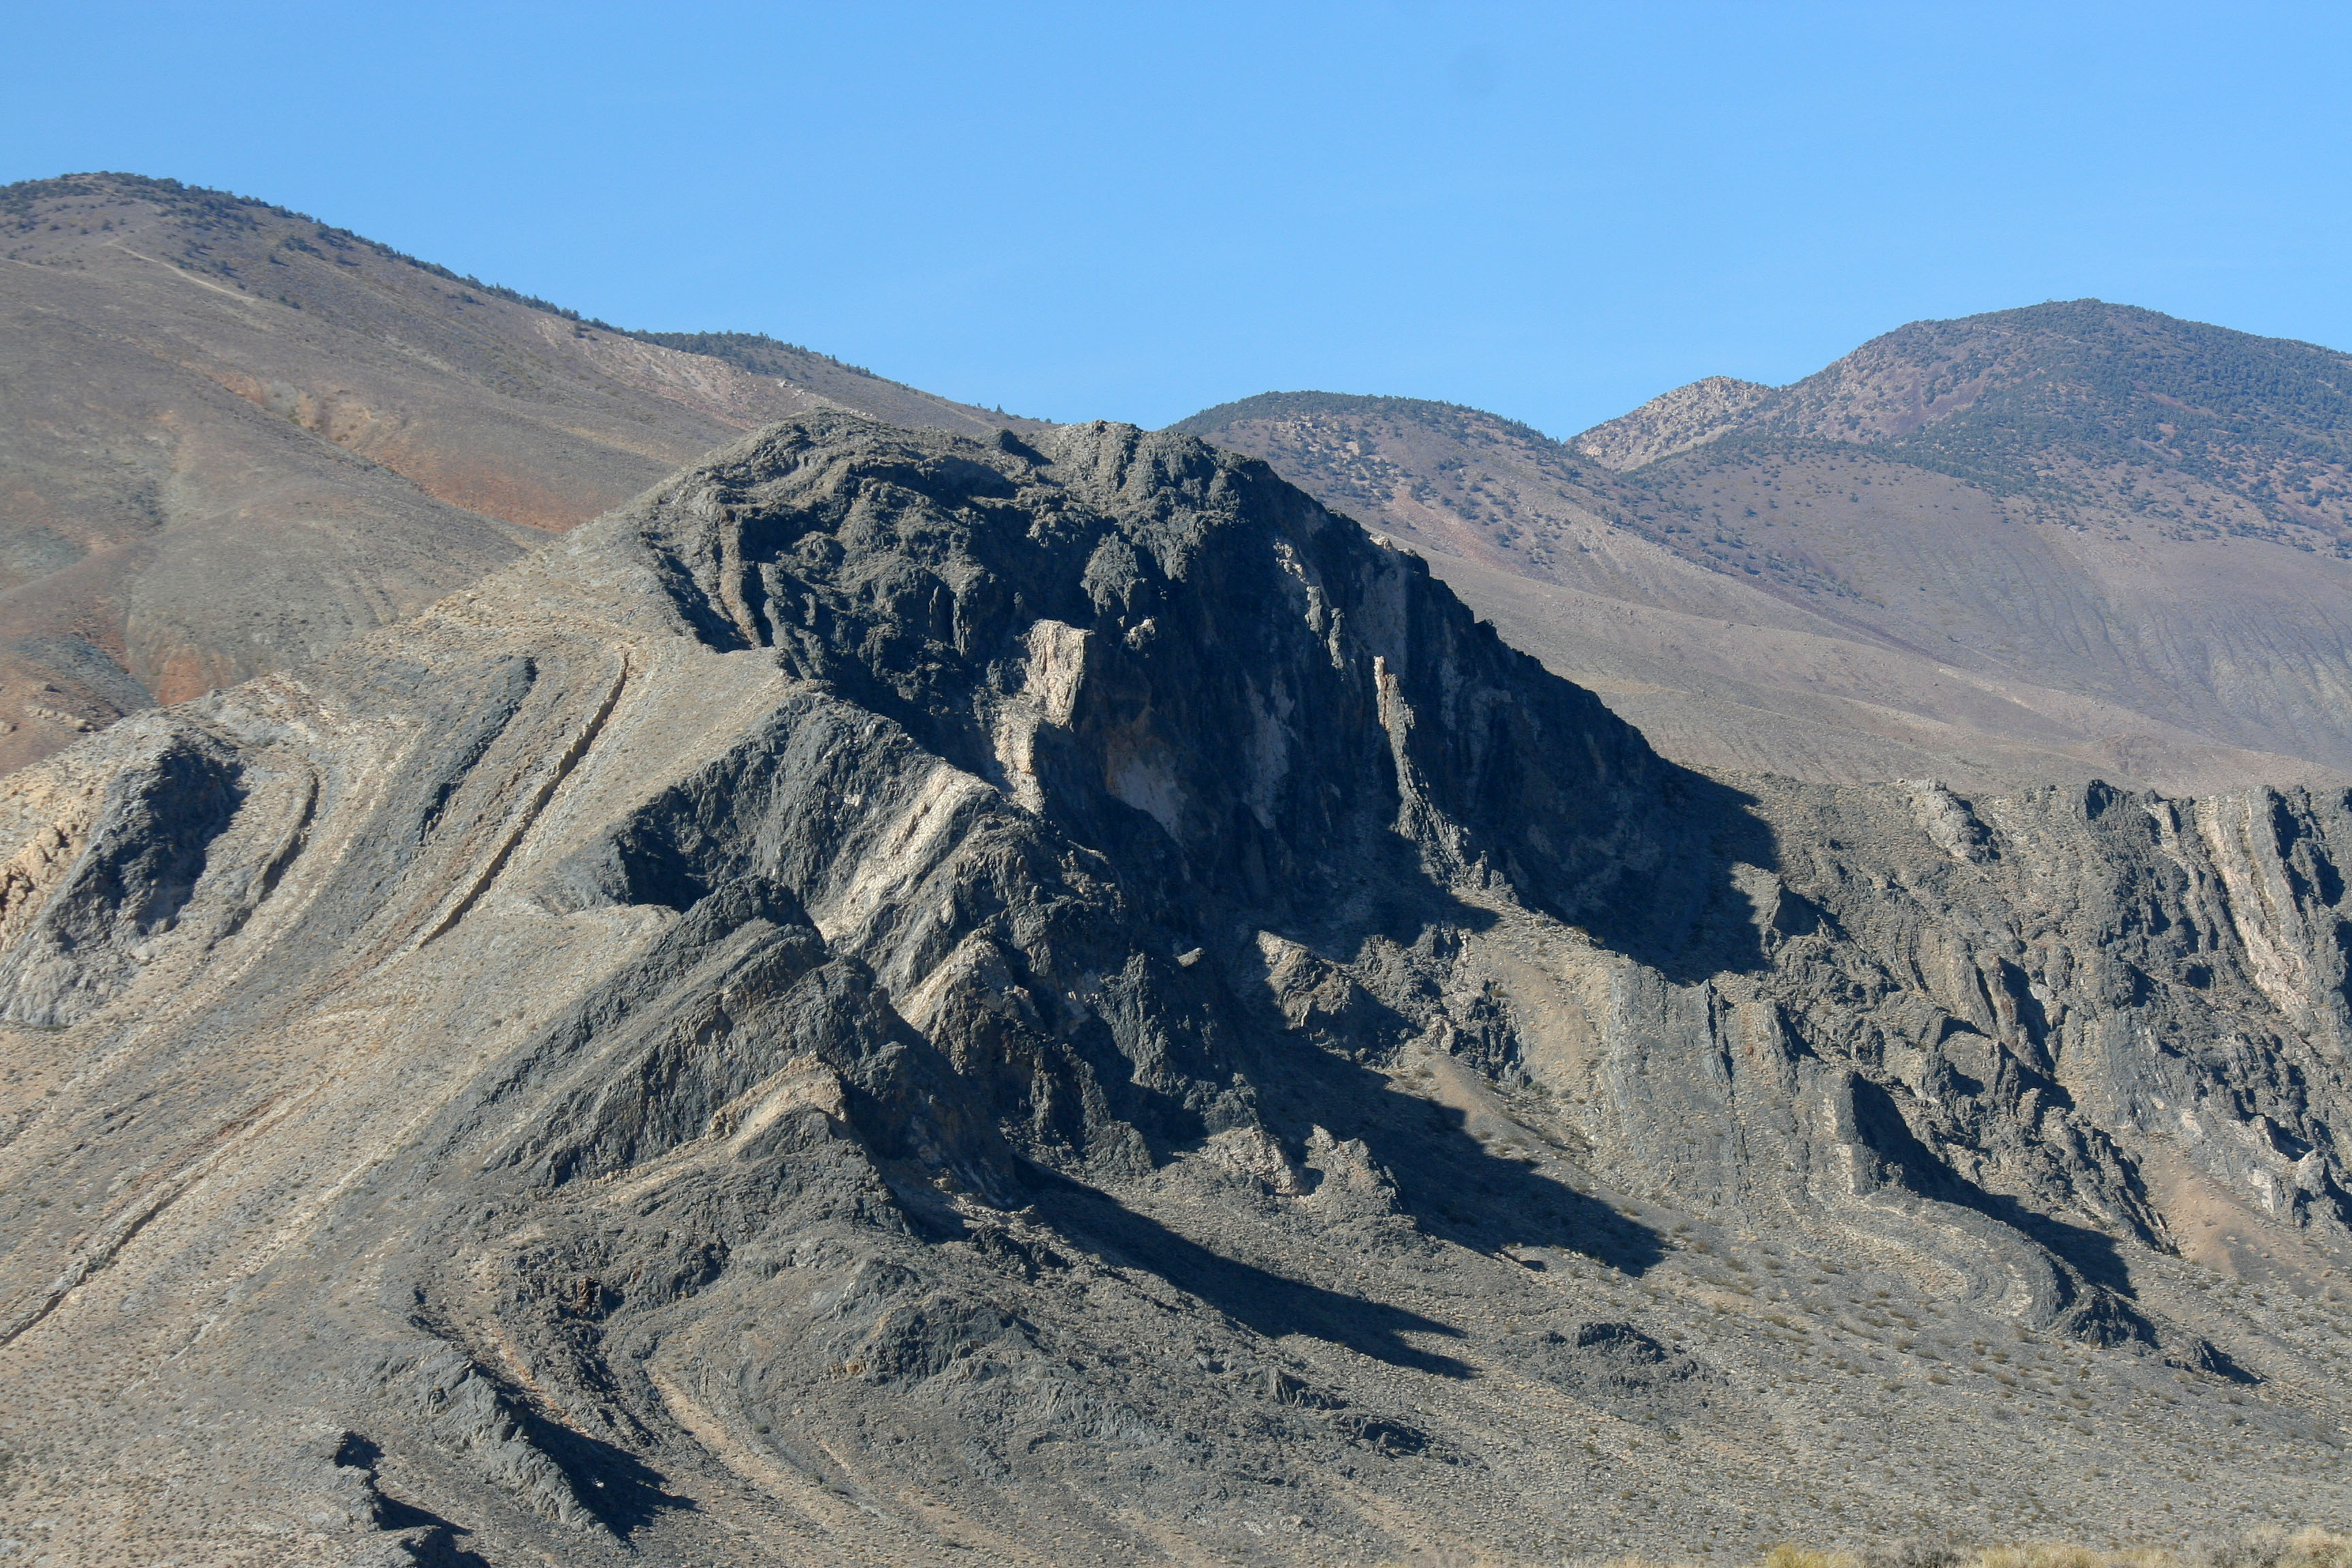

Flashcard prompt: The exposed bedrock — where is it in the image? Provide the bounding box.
[1,413,2347,1565]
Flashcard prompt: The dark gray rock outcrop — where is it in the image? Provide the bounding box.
[1,413,2347,1567]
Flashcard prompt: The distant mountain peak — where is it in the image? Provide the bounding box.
[1569,375,1774,470]
[1168,389,1561,449]
[1737,300,2352,512]
[1173,301,2352,793]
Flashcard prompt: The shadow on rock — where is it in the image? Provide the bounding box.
[333,1433,497,1567]
[1848,1075,2140,1289]
[1386,1092,1667,1276]
[1259,1026,1667,1278]
[1842,1075,2195,1356]
[1028,1169,1475,1378]
[1569,764,1782,987]
[525,1407,696,1539]
[1972,1189,2138,1298]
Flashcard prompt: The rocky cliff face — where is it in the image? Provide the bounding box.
[2,414,2349,1567]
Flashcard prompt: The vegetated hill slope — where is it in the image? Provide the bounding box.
[1173,304,2352,796]
[0,172,1036,775]
[3,412,2349,1567]
[1708,299,2352,515]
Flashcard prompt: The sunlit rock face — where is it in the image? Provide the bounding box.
[1,412,2347,1567]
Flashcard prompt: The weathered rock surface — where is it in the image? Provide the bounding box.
[1571,376,1774,472]
[1,414,2349,1566]
[0,173,1036,777]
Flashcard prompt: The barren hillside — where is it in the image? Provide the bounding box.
[3,416,2347,1565]
[0,173,1034,773]
[1174,305,2352,795]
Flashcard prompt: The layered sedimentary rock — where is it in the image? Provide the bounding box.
[1,415,2347,1567]
[0,173,1036,775]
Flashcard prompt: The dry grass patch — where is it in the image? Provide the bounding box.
[1546,1530,2352,1568]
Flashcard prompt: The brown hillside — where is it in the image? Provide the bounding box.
[1173,307,2352,794]
[0,173,1032,773]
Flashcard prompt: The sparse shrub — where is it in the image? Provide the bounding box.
[1593,1530,2352,1568]
[1769,1548,1863,1568]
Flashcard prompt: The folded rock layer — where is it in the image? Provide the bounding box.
[1,414,2348,1566]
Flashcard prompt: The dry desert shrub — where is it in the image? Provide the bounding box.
[1551,1530,2352,1568]
[1967,1529,2352,1568]
[2191,1529,2352,1568]
[1766,1546,1865,1568]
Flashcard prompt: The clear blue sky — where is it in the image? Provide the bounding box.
[9,2,2349,435]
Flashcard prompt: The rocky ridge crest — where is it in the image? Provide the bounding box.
[1,414,2349,1565]
[1569,376,1774,471]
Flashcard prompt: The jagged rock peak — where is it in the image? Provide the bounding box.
[482,410,1724,957]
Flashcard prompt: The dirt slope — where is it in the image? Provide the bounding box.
[1173,306,2352,795]
[0,172,1034,774]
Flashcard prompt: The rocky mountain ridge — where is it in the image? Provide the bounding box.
[1174,304,2352,795]
[1571,376,1772,472]
[0,172,1033,777]
[1,413,2348,1566]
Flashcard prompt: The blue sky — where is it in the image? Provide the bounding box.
[9,2,2349,434]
